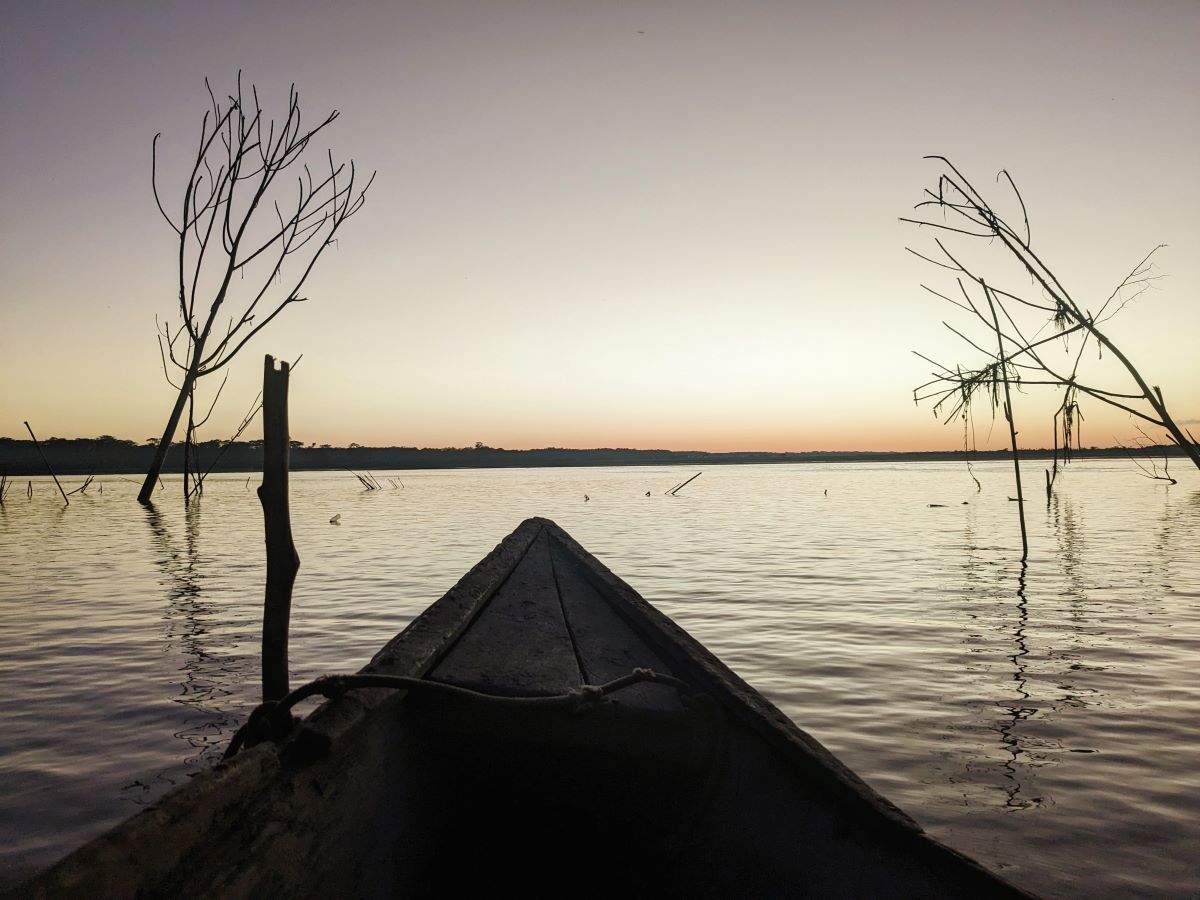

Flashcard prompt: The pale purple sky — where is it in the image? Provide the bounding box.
[2,0,1197,450]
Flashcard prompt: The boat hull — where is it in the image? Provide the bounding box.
[12,518,1033,898]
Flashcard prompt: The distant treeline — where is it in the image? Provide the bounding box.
[0,436,1186,477]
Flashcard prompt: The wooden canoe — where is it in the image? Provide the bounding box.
[14,517,1033,898]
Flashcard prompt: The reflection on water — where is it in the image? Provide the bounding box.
[997,563,1036,811]
[956,518,1042,813]
[1,461,1198,897]
[134,502,250,800]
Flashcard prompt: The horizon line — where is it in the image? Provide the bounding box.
[0,435,1182,456]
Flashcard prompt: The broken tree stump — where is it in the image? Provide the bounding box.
[257,354,300,703]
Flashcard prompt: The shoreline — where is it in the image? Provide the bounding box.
[0,440,1184,477]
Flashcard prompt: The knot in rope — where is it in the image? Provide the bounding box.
[311,674,349,700]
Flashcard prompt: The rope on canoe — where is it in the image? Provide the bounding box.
[223,667,693,759]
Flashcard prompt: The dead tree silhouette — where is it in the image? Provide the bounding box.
[138,74,373,504]
[905,157,1199,493]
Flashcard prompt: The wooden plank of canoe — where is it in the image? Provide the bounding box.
[287,518,546,756]
[428,528,582,696]
[549,537,685,715]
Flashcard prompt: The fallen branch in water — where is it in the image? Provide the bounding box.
[24,421,69,506]
[66,474,96,496]
[666,471,702,496]
[346,469,382,491]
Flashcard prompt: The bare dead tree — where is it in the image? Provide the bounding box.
[137,74,374,504]
[905,158,1199,501]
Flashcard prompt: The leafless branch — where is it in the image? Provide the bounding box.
[139,71,372,503]
[907,158,1200,484]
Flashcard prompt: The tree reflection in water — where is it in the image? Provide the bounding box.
[997,562,1037,810]
[979,485,1191,814]
[959,512,1042,811]
[133,501,252,801]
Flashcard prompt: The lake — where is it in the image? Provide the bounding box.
[1,461,1197,896]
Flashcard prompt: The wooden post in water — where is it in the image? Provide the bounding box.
[258,355,300,703]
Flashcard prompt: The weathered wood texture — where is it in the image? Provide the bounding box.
[429,530,581,695]
[257,355,299,702]
[550,540,684,714]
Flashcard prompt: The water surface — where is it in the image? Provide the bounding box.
[1,461,1197,896]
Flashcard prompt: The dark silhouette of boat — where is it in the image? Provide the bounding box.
[16,518,1032,898]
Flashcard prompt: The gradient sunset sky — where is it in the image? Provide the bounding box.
[2,1,1197,452]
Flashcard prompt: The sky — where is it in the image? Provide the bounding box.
[2,0,1197,452]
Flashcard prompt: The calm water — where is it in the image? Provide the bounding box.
[1,461,1197,896]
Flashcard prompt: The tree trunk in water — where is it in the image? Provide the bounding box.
[257,355,300,703]
[182,393,193,504]
[985,284,1028,562]
[137,369,197,504]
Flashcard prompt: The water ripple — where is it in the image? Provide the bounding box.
[1,462,1197,896]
